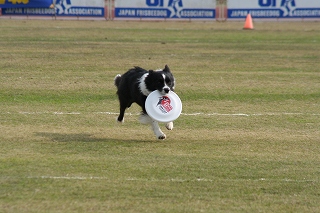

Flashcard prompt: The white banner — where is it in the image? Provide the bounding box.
[228,0,320,19]
[115,0,216,19]
[55,0,104,16]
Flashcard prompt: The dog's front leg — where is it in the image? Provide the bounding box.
[151,120,166,140]
[139,113,166,140]
[165,122,173,130]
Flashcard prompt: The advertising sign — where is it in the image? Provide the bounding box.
[55,0,104,16]
[115,0,216,19]
[0,0,52,8]
[228,0,320,19]
[2,0,104,17]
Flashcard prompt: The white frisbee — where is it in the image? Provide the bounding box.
[145,90,182,123]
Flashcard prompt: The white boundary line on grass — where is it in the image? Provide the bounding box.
[27,176,317,183]
[95,112,320,116]
[2,111,319,116]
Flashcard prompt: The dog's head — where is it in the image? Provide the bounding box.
[142,65,175,96]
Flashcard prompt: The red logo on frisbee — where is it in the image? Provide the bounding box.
[157,96,173,114]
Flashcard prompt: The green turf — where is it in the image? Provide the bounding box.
[0,19,319,212]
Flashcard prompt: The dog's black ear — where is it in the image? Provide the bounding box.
[163,65,171,73]
[148,70,156,77]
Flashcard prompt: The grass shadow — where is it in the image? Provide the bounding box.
[35,132,154,143]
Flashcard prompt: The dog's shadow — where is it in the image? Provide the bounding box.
[35,132,152,143]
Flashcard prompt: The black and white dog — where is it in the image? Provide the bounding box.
[114,65,175,140]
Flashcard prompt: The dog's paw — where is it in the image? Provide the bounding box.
[165,122,173,130]
[116,118,124,124]
[157,134,166,140]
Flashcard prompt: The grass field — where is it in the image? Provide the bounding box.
[0,19,319,212]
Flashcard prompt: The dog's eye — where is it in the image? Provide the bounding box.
[165,79,171,85]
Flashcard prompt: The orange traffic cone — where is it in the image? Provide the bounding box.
[243,14,254,30]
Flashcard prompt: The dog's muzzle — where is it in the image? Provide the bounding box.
[163,88,170,94]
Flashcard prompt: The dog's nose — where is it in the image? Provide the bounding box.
[164,88,170,93]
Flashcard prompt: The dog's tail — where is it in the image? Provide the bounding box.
[114,74,121,87]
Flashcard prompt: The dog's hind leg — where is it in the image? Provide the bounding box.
[117,99,133,123]
[117,105,126,123]
[139,113,152,125]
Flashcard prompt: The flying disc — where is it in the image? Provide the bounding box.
[145,90,182,123]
